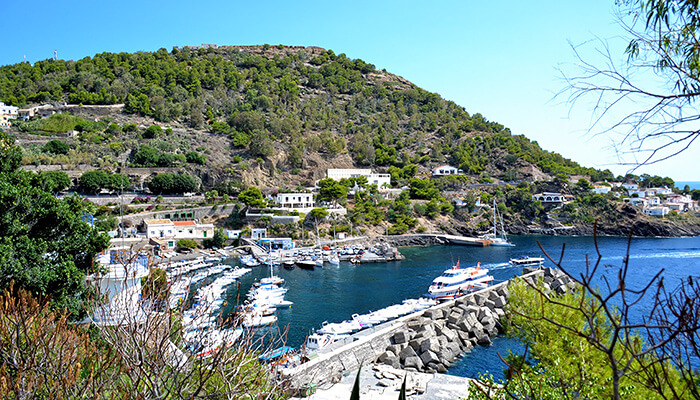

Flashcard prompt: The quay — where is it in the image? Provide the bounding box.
[284,267,575,396]
[380,234,492,247]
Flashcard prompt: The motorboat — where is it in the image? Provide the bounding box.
[509,256,545,267]
[296,259,316,270]
[242,311,277,328]
[327,253,340,265]
[317,319,361,335]
[186,328,243,358]
[283,260,296,269]
[427,261,494,301]
[305,332,348,351]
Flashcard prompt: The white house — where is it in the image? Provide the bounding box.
[532,192,575,204]
[326,168,391,189]
[644,206,670,217]
[626,197,648,207]
[144,219,215,240]
[0,102,18,127]
[431,165,463,176]
[622,181,639,190]
[591,185,611,195]
[276,192,315,211]
[649,187,673,196]
[629,189,647,198]
[647,196,662,206]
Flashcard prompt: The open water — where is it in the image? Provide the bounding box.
[218,234,700,380]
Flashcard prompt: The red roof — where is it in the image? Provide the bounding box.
[173,221,196,226]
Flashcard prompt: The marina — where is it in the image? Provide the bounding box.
[155,234,700,382]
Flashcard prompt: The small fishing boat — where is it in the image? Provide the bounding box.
[305,332,348,351]
[296,259,316,270]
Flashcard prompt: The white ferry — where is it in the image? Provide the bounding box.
[427,261,494,301]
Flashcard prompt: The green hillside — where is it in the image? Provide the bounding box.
[0,45,608,183]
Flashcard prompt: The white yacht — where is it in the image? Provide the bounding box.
[427,261,494,301]
[509,256,545,267]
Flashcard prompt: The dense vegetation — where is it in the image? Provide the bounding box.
[0,45,604,181]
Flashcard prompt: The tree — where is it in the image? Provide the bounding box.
[317,178,347,205]
[149,173,197,194]
[33,171,71,193]
[0,131,22,173]
[0,171,110,318]
[43,139,70,155]
[238,186,266,208]
[79,170,110,194]
[561,1,700,168]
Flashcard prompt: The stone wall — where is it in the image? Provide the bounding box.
[286,269,560,388]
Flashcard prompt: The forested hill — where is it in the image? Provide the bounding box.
[0,44,610,189]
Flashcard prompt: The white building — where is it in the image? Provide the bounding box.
[431,165,463,176]
[644,206,670,217]
[622,181,639,190]
[591,185,611,195]
[144,219,215,241]
[626,197,648,207]
[532,192,575,204]
[276,192,315,211]
[326,168,391,189]
[628,189,647,198]
[0,102,18,127]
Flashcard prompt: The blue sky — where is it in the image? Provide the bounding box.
[2,1,696,180]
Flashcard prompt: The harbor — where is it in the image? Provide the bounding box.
[152,234,700,396]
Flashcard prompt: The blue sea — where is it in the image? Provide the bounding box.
[676,181,700,190]
[216,235,700,380]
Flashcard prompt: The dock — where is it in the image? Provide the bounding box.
[381,234,492,247]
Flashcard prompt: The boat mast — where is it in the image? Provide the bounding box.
[493,198,497,238]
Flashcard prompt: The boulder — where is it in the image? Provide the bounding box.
[408,338,422,351]
[404,355,424,370]
[380,353,400,369]
[497,286,510,298]
[436,363,448,373]
[447,341,462,356]
[437,335,449,349]
[492,295,507,309]
[407,318,425,331]
[469,321,484,337]
[447,311,464,325]
[385,344,401,356]
[474,292,488,306]
[466,305,481,317]
[477,334,492,346]
[378,351,393,363]
[423,309,443,320]
[400,345,418,362]
[415,324,436,339]
[522,266,539,275]
[438,348,455,364]
[494,308,506,319]
[478,307,493,322]
[484,299,498,312]
[420,350,440,366]
[392,331,409,344]
[420,337,441,354]
[441,327,458,343]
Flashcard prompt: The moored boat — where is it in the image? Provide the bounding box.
[427,261,494,301]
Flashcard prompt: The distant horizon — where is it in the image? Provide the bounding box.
[1,1,698,180]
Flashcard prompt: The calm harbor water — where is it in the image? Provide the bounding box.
[217,234,700,380]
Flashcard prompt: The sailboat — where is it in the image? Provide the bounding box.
[487,199,514,247]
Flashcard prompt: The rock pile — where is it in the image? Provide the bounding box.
[523,266,576,295]
[376,284,510,374]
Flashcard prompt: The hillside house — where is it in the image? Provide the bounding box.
[326,168,391,188]
[0,102,18,127]
[625,197,648,208]
[644,206,670,217]
[144,218,215,240]
[591,185,611,194]
[532,192,575,204]
[276,192,315,211]
[431,165,463,176]
[622,181,639,190]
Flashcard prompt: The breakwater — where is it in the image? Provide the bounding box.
[285,266,575,389]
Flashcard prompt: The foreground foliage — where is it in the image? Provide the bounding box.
[0,284,286,399]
